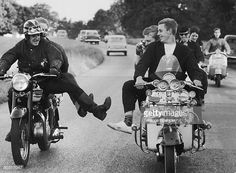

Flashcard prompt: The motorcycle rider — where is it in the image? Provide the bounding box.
[0,19,111,141]
[107,18,203,134]
[204,27,231,55]
[35,17,93,117]
[178,26,207,102]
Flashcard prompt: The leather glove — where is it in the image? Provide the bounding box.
[49,67,60,77]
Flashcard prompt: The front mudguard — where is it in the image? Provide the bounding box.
[10,106,28,119]
[162,127,182,146]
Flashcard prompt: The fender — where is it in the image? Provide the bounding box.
[162,126,182,146]
[10,106,28,119]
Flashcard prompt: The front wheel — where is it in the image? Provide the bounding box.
[215,74,221,87]
[164,146,177,173]
[11,118,30,167]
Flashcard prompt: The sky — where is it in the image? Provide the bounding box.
[15,0,115,22]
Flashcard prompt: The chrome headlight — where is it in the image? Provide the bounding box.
[169,79,181,90]
[189,91,196,98]
[12,74,30,91]
[157,80,169,91]
[178,90,189,102]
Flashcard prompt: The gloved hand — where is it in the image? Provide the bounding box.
[49,67,60,77]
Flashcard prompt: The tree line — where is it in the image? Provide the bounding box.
[1,0,236,40]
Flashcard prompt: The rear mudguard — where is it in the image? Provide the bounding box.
[10,106,28,119]
[162,126,182,146]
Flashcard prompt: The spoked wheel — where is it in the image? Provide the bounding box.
[11,119,30,167]
[164,146,177,173]
[215,74,221,87]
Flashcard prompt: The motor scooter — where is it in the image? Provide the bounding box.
[207,49,228,87]
[132,73,211,173]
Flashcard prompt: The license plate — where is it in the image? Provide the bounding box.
[143,106,195,124]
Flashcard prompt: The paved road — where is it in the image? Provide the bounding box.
[0,42,236,173]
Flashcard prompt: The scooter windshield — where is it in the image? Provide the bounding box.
[154,54,183,79]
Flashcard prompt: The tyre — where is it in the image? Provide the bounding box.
[11,118,30,167]
[124,51,127,56]
[164,146,177,173]
[106,51,110,56]
[215,74,221,87]
[37,118,51,151]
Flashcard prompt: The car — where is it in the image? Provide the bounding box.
[77,30,100,44]
[56,29,68,38]
[106,35,127,56]
[224,35,236,60]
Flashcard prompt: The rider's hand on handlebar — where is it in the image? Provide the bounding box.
[135,77,145,89]
[193,79,202,87]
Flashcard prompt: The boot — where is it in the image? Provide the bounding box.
[78,92,111,121]
[77,93,94,117]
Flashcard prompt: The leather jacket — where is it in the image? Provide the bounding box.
[0,38,63,75]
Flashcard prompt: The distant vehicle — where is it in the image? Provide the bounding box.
[224,35,236,60]
[56,30,68,38]
[77,30,100,44]
[106,35,127,56]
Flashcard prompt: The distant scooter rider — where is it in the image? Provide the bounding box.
[35,17,93,117]
[0,19,111,141]
[204,27,231,55]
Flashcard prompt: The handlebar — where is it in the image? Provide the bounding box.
[134,79,203,91]
[0,73,57,80]
[205,51,227,56]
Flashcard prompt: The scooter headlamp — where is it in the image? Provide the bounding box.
[12,73,30,91]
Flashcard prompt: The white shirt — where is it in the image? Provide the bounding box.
[164,43,176,56]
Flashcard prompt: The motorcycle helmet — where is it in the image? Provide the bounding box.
[35,17,50,37]
[23,19,42,36]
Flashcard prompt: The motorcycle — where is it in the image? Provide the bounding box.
[207,50,228,87]
[132,72,211,173]
[0,72,67,167]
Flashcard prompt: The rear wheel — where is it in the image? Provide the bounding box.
[164,146,177,173]
[11,119,30,167]
[106,51,110,56]
[215,74,221,87]
[124,51,127,56]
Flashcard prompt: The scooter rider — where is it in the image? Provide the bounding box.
[107,18,203,134]
[0,19,111,141]
[204,27,231,55]
[35,17,93,117]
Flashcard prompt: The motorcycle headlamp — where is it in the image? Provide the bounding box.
[157,80,169,91]
[12,74,30,91]
[189,91,196,98]
[178,90,189,102]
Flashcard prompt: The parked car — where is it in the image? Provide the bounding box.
[224,35,236,61]
[56,29,68,38]
[77,30,100,44]
[106,35,127,56]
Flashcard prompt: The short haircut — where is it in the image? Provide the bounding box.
[213,27,221,32]
[142,25,158,36]
[158,18,178,35]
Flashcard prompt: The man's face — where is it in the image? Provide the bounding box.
[214,29,221,38]
[29,34,41,46]
[179,32,190,43]
[158,24,171,43]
